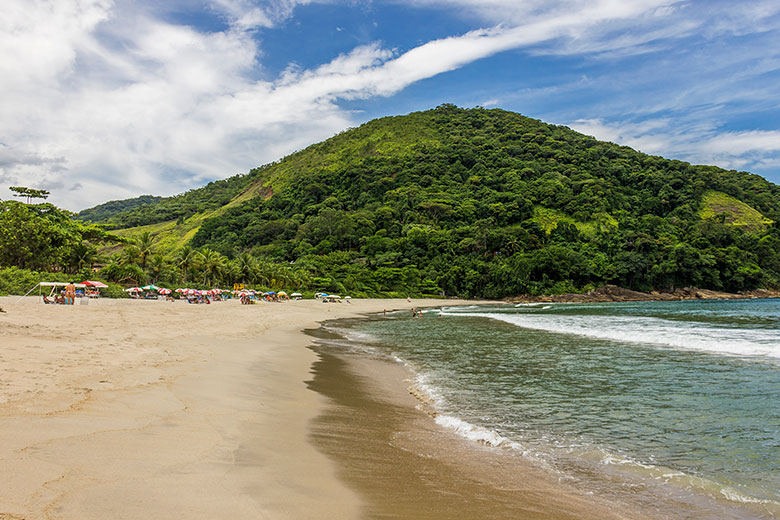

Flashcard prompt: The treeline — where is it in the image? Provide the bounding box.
[0,199,120,274]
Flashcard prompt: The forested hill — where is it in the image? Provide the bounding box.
[81,105,780,297]
[75,195,163,223]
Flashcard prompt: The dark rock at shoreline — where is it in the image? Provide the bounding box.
[508,285,780,304]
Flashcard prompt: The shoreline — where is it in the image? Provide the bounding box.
[305,324,647,520]
[309,310,778,520]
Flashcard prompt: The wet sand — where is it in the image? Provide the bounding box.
[305,330,645,520]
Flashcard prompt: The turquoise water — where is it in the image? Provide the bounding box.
[332,299,780,516]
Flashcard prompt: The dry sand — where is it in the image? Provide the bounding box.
[0,296,644,520]
[0,296,447,519]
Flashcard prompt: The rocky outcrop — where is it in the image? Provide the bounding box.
[507,285,780,304]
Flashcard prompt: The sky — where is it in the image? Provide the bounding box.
[1,0,780,211]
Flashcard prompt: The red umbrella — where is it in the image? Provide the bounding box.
[82,280,108,288]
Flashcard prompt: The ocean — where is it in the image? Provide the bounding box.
[323,299,780,518]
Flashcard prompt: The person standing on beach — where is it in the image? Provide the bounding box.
[65,282,76,305]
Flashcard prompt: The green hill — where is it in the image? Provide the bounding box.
[75,195,163,223]
[80,105,780,296]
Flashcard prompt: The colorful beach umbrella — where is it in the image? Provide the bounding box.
[82,280,108,288]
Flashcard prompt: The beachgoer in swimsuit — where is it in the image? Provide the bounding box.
[65,282,76,305]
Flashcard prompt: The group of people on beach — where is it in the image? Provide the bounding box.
[42,282,77,305]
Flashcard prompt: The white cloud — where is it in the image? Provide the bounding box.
[569,119,780,172]
[0,0,779,210]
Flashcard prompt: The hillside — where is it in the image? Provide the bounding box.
[75,195,163,223]
[80,105,780,297]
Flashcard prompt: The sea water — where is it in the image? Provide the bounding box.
[327,299,780,517]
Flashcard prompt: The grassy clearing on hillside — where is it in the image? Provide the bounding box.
[116,209,220,252]
[531,207,617,238]
[699,191,774,231]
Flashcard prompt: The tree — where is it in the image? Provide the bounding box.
[174,245,197,283]
[197,248,226,286]
[69,243,99,274]
[147,253,168,284]
[136,231,156,270]
[9,186,50,203]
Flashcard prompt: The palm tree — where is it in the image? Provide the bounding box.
[174,245,196,283]
[236,252,258,284]
[120,245,142,266]
[136,231,155,270]
[253,257,273,287]
[69,243,99,274]
[147,253,167,284]
[197,248,226,286]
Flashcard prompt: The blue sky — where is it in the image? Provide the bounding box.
[1,0,779,210]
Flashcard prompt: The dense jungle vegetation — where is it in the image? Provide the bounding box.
[8,105,780,297]
[75,195,163,223]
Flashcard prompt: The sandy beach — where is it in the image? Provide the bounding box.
[0,296,644,519]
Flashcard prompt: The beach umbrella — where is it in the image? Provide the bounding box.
[158,288,172,294]
[175,288,186,293]
[344,296,352,299]
[290,293,302,297]
[124,287,142,292]
[82,280,108,288]
[141,284,160,291]
[278,291,287,296]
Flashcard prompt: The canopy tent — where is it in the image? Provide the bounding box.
[16,282,88,303]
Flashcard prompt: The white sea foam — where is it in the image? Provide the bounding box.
[452,312,780,359]
[414,373,446,407]
[434,414,511,447]
[441,305,480,312]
